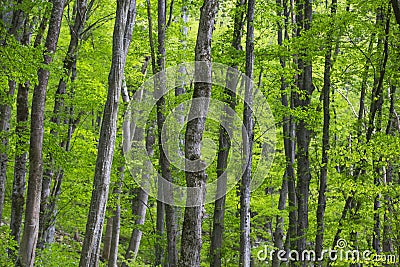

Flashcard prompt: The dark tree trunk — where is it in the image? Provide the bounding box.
[285,0,298,255]
[392,0,400,25]
[293,0,313,256]
[315,0,336,264]
[10,81,29,245]
[272,0,293,266]
[0,0,27,224]
[210,1,245,266]
[143,0,166,264]
[179,0,219,266]
[156,0,178,265]
[79,1,136,266]
[240,0,255,266]
[19,0,65,266]
[371,10,390,254]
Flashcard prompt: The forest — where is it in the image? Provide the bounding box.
[1,0,400,266]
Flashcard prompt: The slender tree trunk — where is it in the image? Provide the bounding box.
[240,0,255,266]
[155,0,178,265]
[19,1,65,265]
[210,1,245,266]
[0,0,27,224]
[123,187,150,264]
[383,85,396,255]
[293,0,313,257]
[10,81,29,244]
[143,0,165,264]
[79,1,136,266]
[371,9,390,254]
[122,57,151,266]
[285,0,298,255]
[179,0,219,266]
[102,217,114,261]
[392,0,400,25]
[315,0,336,264]
[10,14,42,246]
[108,166,122,267]
[0,82,15,224]
[38,0,89,248]
[272,1,293,265]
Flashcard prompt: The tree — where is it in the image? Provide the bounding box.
[315,0,337,264]
[179,0,219,265]
[210,1,246,266]
[79,0,136,266]
[294,0,313,255]
[19,0,65,265]
[240,0,255,266]
[39,0,89,248]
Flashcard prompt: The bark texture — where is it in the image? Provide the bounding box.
[39,0,89,248]
[19,0,65,265]
[294,0,313,256]
[179,0,219,266]
[240,0,255,266]
[210,1,245,266]
[315,0,336,264]
[79,0,136,266]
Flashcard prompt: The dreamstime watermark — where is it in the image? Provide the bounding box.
[257,238,399,264]
[123,62,276,207]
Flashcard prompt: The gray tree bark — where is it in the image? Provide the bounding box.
[79,0,136,266]
[179,0,219,266]
[122,56,151,266]
[19,0,65,265]
[11,12,45,246]
[38,0,89,248]
[240,0,255,266]
[108,166,122,267]
[210,1,245,266]
[155,0,178,265]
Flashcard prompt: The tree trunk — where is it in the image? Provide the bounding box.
[79,1,136,266]
[179,0,219,266]
[102,216,113,261]
[0,0,27,224]
[10,81,29,245]
[272,0,293,266]
[285,0,298,254]
[315,0,336,264]
[383,85,396,255]
[122,57,152,266]
[155,0,178,264]
[19,1,65,265]
[392,0,400,25]
[38,0,89,248]
[240,0,255,266]
[293,0,313,256]
[108,168,122,267]
[210,1,245,266]
[371,10,390,255]
[0,81,15,224]
[11,14,41,246]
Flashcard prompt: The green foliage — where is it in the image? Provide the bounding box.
[0,226,18,267]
